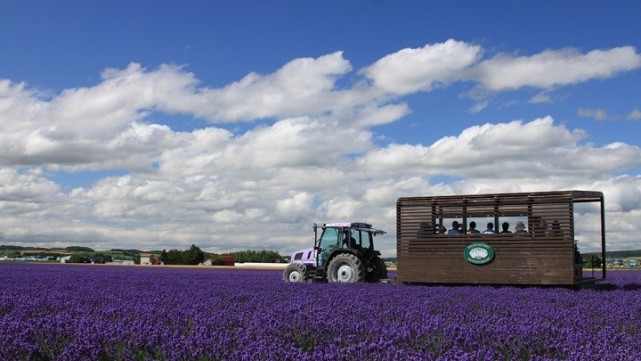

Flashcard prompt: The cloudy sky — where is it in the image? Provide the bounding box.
[1,1,640,256]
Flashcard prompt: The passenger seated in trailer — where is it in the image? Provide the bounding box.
[438,225,447,234]
[483,222,496,234]
[532,218,547,237]
[500,222,512,233]
[447,221,463,234]
[551,220,563,238]
[417,222,432,238]
[514,221,527,234]
[468,221,480,234]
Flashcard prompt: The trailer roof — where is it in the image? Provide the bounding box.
[397,190,603,204]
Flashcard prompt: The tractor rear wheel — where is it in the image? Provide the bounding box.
[366,256,388,282]
[326,253,364,283]
[283,263,307,283]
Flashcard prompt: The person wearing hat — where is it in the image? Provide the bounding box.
[515,221,527,233]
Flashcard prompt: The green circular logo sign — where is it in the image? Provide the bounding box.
[464,243,495,265]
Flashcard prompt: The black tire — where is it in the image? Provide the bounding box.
[283,263,307,283]
[326,253,364,283]
[366,256,388,282]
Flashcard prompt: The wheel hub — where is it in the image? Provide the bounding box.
[288,270,301,282]
[336,263,354,282]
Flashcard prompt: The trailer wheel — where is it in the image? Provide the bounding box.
[283,263,307,283]
[366,256,388,282]
[326,253,364,283]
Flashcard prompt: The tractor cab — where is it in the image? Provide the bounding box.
[315,222,381,268]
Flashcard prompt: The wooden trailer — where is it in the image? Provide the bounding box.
[396,190,606,286]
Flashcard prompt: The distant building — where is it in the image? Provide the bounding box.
[202,254,235,266]
[108,259,135,265]
[220,254,235,265]
[139,253,160,265]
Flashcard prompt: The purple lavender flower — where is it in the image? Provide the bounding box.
[0,264,639,360]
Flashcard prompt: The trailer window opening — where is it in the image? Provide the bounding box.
[498,216,529,234]
[440,218,463,234]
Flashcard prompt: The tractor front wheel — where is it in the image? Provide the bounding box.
[326,253,364,283]
[283,263,307,283]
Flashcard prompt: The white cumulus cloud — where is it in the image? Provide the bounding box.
[2,41,641,255]
[362,39,482,95]
[472,46,641,91]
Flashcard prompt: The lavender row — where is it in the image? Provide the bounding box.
[1,264,640,360]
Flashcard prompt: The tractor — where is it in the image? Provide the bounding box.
[282,222,388,283]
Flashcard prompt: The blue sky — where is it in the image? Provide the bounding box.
[1,1,640,256]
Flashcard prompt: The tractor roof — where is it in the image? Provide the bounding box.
[325,222,371,228]
[323,222,386,235]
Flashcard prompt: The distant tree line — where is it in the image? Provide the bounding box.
[67,254,113,264]
[596,250,641,258]
[110,248,142,256]
[2,244,287,265]
[0,245,95,252]
[230,250,284,263]
[159,244,205,265]
[1,245,48,251]
[65,246,95,252]
[157,248,283,265]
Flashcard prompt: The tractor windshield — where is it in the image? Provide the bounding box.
[318,227,339,250]
[317,227,339,266]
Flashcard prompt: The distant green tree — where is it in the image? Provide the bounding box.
[165,249,185,265]
[584,255,602,268]
[160,249,169,264]
[185,244,205,265]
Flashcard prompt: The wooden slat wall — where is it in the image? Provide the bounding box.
[396,191,597,286]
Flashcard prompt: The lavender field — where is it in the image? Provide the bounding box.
[1,264,640,360]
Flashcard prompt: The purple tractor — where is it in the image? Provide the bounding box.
[282,222,388,283]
